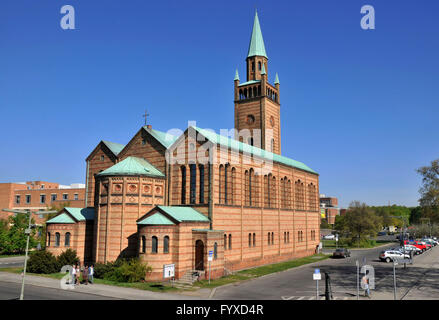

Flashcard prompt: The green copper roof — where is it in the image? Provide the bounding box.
[46,213,75,224]
[234,69,240,81]
[46,207,95,224]
[238,80,261,87]
[97,156,165,177]
[143,127,179,149]
[261,64,266,75]
[102,140,125,156]
[274,73,279,84]
[137,212,174,225]
[192,126,318,174]
[247,11,268,59]
[157,206,210,223]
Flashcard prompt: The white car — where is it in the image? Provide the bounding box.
[399,245,421,255]
[379,250,410,263]
[323,234,335,240]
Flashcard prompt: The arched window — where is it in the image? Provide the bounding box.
[308,183,317,211]
[199,165,205,203]
[65,232,71,247]
[228,234,232,250]
[268,232,271,245]
[181,166,186,204]
[295,180,305,210]
[249,233,252,247]
[224,234,227,250]
[258,61,261,70]
[47,232,51,247]
[141,236,146,253]
[271,138,274,152]
[248,137,254,146]
[231,167,236,205]
[271,176,277,208]
[152,236,158,253]
[55,232,60,247]
[190,164,196,204]
[163,236,169,253]
[253,233,256,247]
[271,232,274,245]
[253,86,257,97]
[214,242,218,259]
[219,164,224,204]
[224,164,229,204]
[252,61,255,71]
[244,170,250,206]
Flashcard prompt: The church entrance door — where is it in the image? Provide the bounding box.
[195,240,204,271]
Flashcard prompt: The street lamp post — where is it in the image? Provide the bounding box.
[2,208,57,300]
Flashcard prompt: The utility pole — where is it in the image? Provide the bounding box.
[356,260,359,300]
[393,259,397,300]
[2,208,57,300]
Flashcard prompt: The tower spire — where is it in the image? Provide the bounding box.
[247,10,268,59]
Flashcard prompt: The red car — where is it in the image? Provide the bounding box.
[404,240,427,252]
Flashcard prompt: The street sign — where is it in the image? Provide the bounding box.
[313,269,321,280]
[208,250,213,262]
[163,264,175,278]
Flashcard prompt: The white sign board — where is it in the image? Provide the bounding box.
[163,264,175,278]
[313,268,321,280]
[208,250,213,262]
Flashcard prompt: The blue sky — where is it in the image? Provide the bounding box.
[0,0,438,208]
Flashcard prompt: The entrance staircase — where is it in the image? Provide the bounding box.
[172,270,205,289]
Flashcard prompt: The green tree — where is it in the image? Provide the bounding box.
[335,201,382,244]
[417,159,439,223]
[0,213,38,255]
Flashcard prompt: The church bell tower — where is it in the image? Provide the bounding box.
[234,11,281,155]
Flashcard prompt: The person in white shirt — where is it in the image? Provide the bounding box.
[89,264,94,284]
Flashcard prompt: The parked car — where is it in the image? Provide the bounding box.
[401,244,422,255]
[422,238,438,246]
[333,248,351,258]
[378,231,387,236]
[404,240,427,252]
[323,234,335,240]
[379,250,410,263]
[418,241,432,250]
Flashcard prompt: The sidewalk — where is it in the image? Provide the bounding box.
[0,271,210,300]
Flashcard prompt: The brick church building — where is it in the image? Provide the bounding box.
[46,12,320,280]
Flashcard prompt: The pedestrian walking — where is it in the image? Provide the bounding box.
[362,272,370,298]
[89,264,94,284]
[71,264,76,285]
[83,265,89,285]
[75,264,80,285]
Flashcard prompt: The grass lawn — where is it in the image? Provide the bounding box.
[195,253,329,289]
[1,253,330,292]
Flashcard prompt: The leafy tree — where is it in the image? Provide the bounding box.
[0,213,38,255]
[335,201,382,245]
[417,159,439,208]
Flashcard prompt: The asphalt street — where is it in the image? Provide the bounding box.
[213,242,439,300]
[0,256,26,268]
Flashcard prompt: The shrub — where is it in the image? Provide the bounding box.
[103,258,152,283]
[27,250,58,274]
[94,260,123,279]
[56,249,79,270]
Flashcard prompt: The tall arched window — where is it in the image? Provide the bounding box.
[224,164,229,204]
[190,164,196,204]
[271,176,277,208]
[295,180,305,210]
[245,170,250,206]
[199,165,205,203]
[287,180,292,209]
[65,232,71,247]
[271,138,275,152]
[258,61,261,70]
[214,242,218,259]
[224,234,227,250]
[219,164,225,204]
[253,233,256,247]
[55,232,60,247]
[181,166,186,204]
[163,236,169,253]
[152,236,158,253]
[308,183,317,211]
[228,234,232,250]
[231,167,236,205]
[248,233,252,247]
[268,232,271,245]
[47,232,51,247]
[141,236,146,253]
[271,232,274,245]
